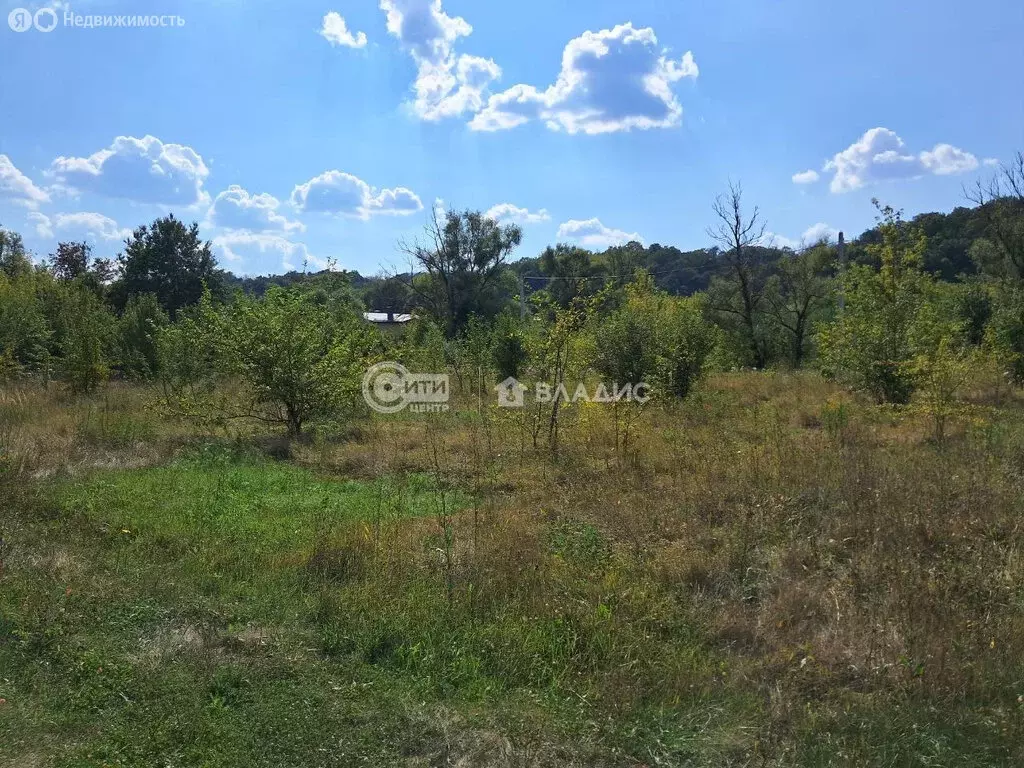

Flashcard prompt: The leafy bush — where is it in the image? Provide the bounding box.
[594,273,717,400]
[818,204,933,403]
[985,281,1024,384]
[490,313,530,381]
[224,288,378,436]
[118,293,169,380]
[61,286,115,393]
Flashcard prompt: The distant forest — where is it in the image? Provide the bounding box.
[221,197,1024,311]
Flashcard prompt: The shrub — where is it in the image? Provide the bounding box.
[225,288,378,436]
[818,203,932,403]
[61,286,115,393]
[118,293,169,380]
[594,273,717,400]
[490,313,530,381]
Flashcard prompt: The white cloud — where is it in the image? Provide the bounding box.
[208,185,304,233]
[50,135,210,206]
[557,218,643,249]
[27,211,53,238]
[320,11,367,48]
[379,0,501,120]
[0,154,50,208]
[792,169,820,185]
[484,203,550,225]
[26,211,129,242]
[290,170,422,218]
[470,23,698,135]
[766,232,800,250]
[801,222,839,244]
[53,212,130,241]
[820,128,979,193]
[983,158,999,167]
[212,232,329,274]
[768,223,840,250]
[920,143,980,176]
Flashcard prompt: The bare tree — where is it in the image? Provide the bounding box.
[763,240,835,367]
[706,181,770,367]
[400,207,522,337]
[964,151,1024,279]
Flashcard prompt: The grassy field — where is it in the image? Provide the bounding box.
[1,372,1023,766]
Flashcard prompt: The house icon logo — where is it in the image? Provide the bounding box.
[495,377,527,408]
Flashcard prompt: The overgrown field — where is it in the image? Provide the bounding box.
[1,372,1023,766]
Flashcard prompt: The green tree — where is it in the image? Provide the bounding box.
[0,270,50,377]
[0,226,33,280]
[225,288,377,437]
[965,151,1024,279]
[595,272,716,399]
[818,202,933,403]
[118,294,169,380]
[985,281,1024,384]
[362,275,413,315]
[61,285,116,393]
[404,208,522,337]
[115,214,220,317]
[763,242,835,367]
[536,244,599,308]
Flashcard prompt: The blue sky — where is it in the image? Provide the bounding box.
[1,0,1022,276]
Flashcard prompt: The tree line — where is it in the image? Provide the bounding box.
[1,153,1022,439]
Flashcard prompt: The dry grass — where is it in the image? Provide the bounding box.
[2,369,1023,764]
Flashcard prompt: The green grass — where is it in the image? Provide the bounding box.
[3,419,1021,766]
[0,447,756,766]
[0,449,490,767]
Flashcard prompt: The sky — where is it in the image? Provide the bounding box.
[1,0,1022,276]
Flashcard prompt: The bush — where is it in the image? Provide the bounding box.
[986,282,1024,385]
[818,204,932,403]
[61,286,115,394]
[594,273,716,400]
[490,313,530,381]
[118,293,168,380]
[225,288,378,436]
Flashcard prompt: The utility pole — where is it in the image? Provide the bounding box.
[519,273,527,320]
[837,231,846,313]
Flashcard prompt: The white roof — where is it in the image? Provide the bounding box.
[362,312,412,323]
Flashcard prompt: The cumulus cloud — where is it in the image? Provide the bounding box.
[0,154,50,208]
[768,223,840,250]
[208,185,304,233]
[290,170,422,219]
[470,23,698,135]
[320,11,367,48]
[484,203,550,225]
[27,211,53,238]
[379,0,501,120]
[557,218,643,249]
[819,128,979,193]
[766,232,800,250]
[920,144,981,176]
[212,232,329,274]
[792,169,820,185]
[801,222,839,244]
[49,135,210,206]
[26,211,129,242]
[54,212,129,241]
